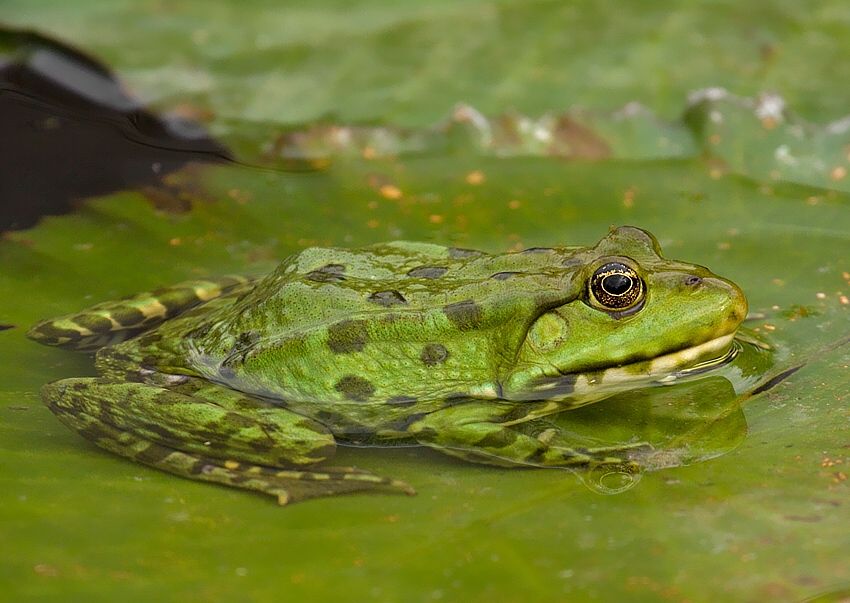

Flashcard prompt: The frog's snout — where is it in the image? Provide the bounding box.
[705,276,748,333]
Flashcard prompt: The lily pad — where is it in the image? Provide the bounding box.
[3,149,849,601]
[2,3,850,602]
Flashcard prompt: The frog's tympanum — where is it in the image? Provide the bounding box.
[28,227,747,504]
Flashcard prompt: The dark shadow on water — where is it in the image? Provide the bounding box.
[0,26,231,231]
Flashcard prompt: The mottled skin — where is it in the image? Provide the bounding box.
[28,227,747,504]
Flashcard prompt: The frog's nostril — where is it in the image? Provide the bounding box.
[685,275,702,287]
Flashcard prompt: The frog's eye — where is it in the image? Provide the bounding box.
[589,262,644,311]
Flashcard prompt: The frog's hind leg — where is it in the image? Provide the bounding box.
[42,378,414,504]
[28,276,252,352]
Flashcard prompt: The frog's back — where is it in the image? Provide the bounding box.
[133,241,584,409]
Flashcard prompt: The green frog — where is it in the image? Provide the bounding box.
[28,226,747,504]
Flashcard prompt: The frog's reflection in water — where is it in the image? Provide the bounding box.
[567,376,745,494]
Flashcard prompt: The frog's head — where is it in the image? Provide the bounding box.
[502,226,747,401]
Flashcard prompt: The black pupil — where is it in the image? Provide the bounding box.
[602,273,632,295]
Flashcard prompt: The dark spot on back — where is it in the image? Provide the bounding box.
[327,319,369,353]
[490,271,520,281]
[420,343,449,366]
[368,290,407,306]
[448,247,484,259]
[443,300,483,331]
[334,375,375,401]
[387,395,418,407]
[407,266,447,279]
[307,263,347,283]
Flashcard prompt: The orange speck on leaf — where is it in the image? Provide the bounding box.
[429,214,444,224]
[227,188,251,204]
[33,564,59,577]
[465,170,486,185]
[379,184,403,200]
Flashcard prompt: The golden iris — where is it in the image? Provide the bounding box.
[589,262,644,310]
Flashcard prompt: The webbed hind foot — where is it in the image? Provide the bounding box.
[42,377,414,504]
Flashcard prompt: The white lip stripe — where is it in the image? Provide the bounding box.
[599,333,736,386]
[647,334,735,375]
[533,333,737,396]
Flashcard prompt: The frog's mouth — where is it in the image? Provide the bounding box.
[521,333,738,403]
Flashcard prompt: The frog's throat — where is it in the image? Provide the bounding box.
[530,333,737,401]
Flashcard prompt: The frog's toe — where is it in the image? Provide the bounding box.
[266,466,416,505]
[202,463,415,505]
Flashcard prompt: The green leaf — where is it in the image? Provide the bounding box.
[3,2,850,602]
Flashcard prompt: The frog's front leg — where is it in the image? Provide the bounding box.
[408,401,649,469]
[42,377,414,504]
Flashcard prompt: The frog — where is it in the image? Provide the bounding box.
[27,226,747,505]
